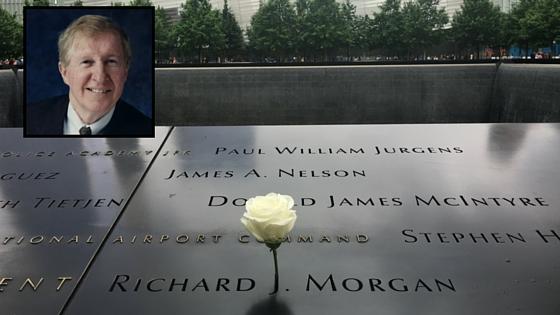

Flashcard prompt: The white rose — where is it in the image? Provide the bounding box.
[241,193,297,244]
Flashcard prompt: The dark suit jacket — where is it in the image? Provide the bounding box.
[26,95,153,136]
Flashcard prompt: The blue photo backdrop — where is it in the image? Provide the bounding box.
[25,7,154,118]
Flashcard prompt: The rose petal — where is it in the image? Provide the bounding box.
[241,217,265,242]
[241,193,297,243]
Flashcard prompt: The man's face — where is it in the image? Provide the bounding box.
[59,31,128,122]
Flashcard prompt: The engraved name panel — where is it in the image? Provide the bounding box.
[63,124,560,314]
[0,127,170,314]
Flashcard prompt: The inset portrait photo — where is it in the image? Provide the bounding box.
[24,7,154,137]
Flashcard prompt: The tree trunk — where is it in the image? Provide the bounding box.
[476,44,480,60]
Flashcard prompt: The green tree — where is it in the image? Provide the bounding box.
[111,2,125,6]
[372,0,404,57]
[511,0,537,55]
[494,11,516,55]
[512,0,560,54]
[299,0,345,61]
[401,0,448,59]
[294,0,311,60]
[175,0,224,63]
[340,3,373,61]
[32,0,50,5]
[0,7,23,60]
[355,15,374,55]
[221,0,244,61]
[340,0,361,60]
[73,0,83,6]
[451,0,501,59]
[129,0,153,6]
[247,0,296,61]
[155,6,173,62]
[540,0,560,53]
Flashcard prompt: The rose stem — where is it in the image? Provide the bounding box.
[270,248,279,295]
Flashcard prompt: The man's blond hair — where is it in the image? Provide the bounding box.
[58,15,132,67]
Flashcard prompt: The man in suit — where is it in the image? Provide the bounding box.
[26,14,152,136]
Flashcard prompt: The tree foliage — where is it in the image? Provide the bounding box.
[294,0,311,59]
[371,0,403,55]
[129,0,153,6]
[0,7,23,60]
[221,0,244,60]
[511,0,560,51]
[340,0,357,47]
[175,0,224,62]
[14,0,549,63]
[451,0,502,58]
[155,6,174,61]
[495,11,516,51]
[401,0,448,58]
[32,0,50,5]
[370,0,448,59]
[301,0,345,60]
[248,0,296,61]
[340,0,366,55]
